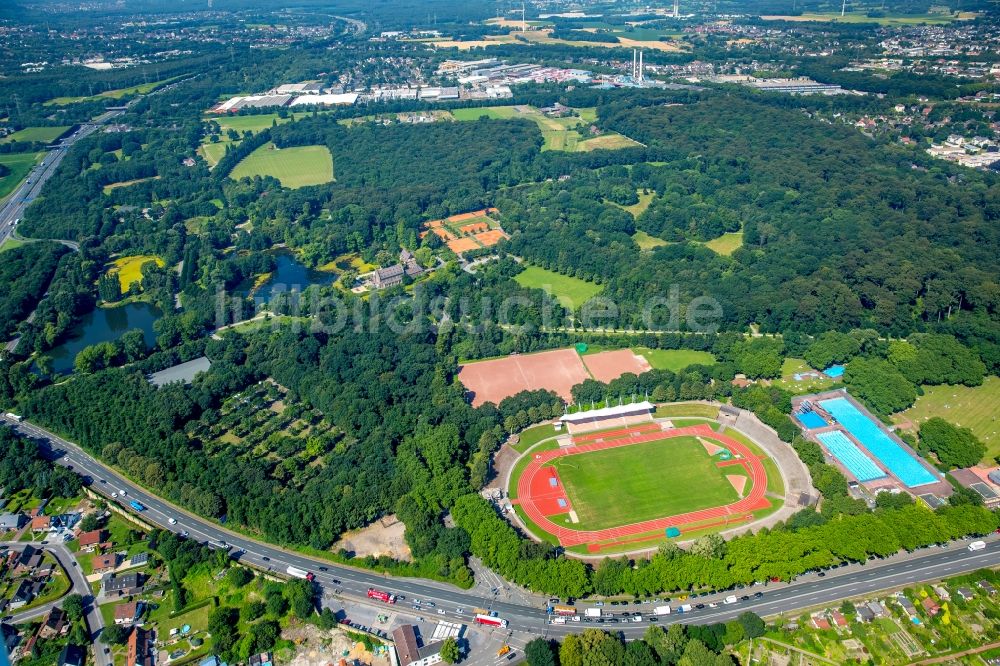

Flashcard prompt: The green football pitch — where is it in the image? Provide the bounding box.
[229,142,333,188]
[549,436,741,531]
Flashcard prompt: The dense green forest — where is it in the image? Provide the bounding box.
[0,243,68,339]
[0,427,81,500]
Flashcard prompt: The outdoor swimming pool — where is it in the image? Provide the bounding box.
[817,430,886,482]
[796,411,827,429]
[820,397,938,488]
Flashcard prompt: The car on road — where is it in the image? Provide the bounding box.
[168,518,177,525]
[262,556,270,561]
[318,566,328,572]
[754,592,764,599]
[455,608,465,614]
[111,493,117,499]
[438,609,446,615]
[424,601,435,608]
[740,595,750,602]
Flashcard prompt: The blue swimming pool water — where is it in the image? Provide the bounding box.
[824,364,845,378]
[820,397,937,487]
[796,411,827,429]
[817,430,886,482]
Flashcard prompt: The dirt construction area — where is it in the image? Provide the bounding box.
[333,515,412,561]
[284,622,391,666]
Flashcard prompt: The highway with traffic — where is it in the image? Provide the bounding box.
[4,413,1000,644]
[0,109,127,248]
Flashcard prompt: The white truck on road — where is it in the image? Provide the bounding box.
[654,605,671,616]
[969,540,987,551]
[723,595,739,605]
[585,608,602,618]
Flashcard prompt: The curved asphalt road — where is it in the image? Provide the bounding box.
[4,414,1000,641]
[1,540,110,666]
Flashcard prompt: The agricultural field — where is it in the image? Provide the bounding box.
[0,151,44,200]
[106,254,165,292]
[513,264,603,309]
[0,126,70,144]
[229,143,333,188]
[550,436,740,531]
[893,376,1000,460]
[703,231,744,256]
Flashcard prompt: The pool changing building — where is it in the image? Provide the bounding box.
[792,390,951,503]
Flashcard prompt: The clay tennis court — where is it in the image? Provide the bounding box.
[474,229,508,247]
[460,221,490,234]
[445,207,498,223]
[431,227,455,240]
[513,423,771,549]
[458,348,591,406]
[447,237,481,254]
[582,349,652,383]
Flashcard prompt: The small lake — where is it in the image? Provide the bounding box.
[240,249,337,306]
[47,302,162,374]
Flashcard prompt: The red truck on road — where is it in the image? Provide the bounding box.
[368,588,397,604]
[474,614,509,628]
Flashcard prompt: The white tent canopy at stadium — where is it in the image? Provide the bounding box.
[559,400,655,424]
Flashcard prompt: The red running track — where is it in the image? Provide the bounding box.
[571,422,662,444]
[516,424,771,548]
